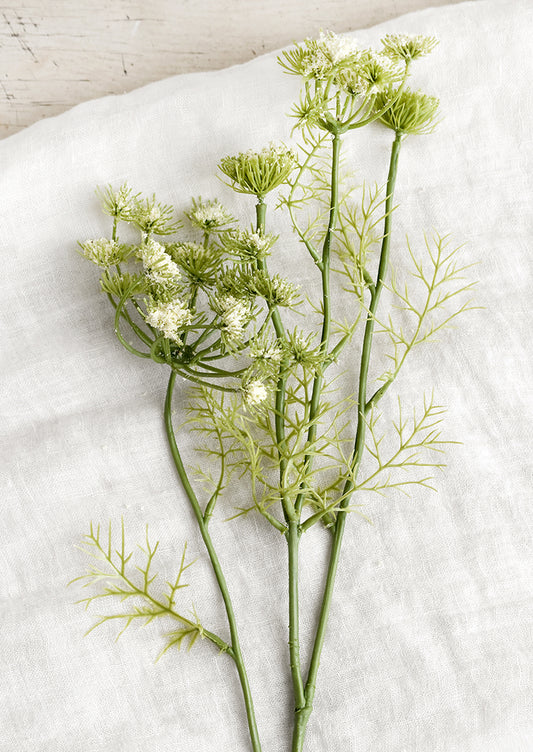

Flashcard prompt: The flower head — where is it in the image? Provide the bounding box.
[375,86,440,135]
[144,298,192,341]
[168,241,220,288]
[186,197,234,232]
[130,195,180,236]
[252,273,299,308]
[79,238,131,267]
[336,50,401,96]
[381,33,438,63]
[219,144,297,199]
[212,294,252,349]
[241,378,268,408]
[279,31,360,80]
[137,238,182,284]
[96,183,137,220]
[250,339,283,364]
[220,229,278,263]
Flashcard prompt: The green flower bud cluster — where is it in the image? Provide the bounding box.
[375,86,440,135]
[219,144,297,200]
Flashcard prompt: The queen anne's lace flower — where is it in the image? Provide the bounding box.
[144,298,192,341]
[137,239,181,284]
[242,379,268,407]
[381,33,438,62]
[79,238,128,267]
[250,339,283,364]
[186,198,234,232]
[318,31,360,64]
[219,144,297,198]
[222,229,277,262]
[212,294,252,347]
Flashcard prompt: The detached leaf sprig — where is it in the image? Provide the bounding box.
[72,30,474,752]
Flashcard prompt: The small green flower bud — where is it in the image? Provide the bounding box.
[375,86,440,135]
[219,144,297,200]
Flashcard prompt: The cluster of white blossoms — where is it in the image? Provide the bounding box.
[214,294,251,344]
[337,50,400,96]
[302,31,360,78]
[144,298,192,341]
[219,143,297,198]
[250,338,283,364]
[137,239,181,284]
[268,276,299,307]
[242,379,268,407]
[186,198,234,232]
[98,183,136,219]
[79,238,126,268]
[381,33,438,62]
[224,229,277,262]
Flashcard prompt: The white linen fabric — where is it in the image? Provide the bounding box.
[1,1,532,750]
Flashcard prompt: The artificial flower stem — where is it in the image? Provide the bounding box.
[164,371,262,752]
[292,132,403,752]
[294,132,341,517]
[288,519,306,709]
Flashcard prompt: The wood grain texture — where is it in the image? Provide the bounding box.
[0,0,468,139]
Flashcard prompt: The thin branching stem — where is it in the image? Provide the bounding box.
[164,371,262,752]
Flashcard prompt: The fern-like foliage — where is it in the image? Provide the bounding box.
[69,521,230,658]
[369,232,478,403]
[356,392,457,496]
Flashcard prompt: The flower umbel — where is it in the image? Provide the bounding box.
[381,33,438,62]
[241,378,268,407]
[79,238,131,267]
[186,197,235,232]
[144,298,193,341]
[137,239,182,284]
[375,86,440,135]
[219,144,297,199]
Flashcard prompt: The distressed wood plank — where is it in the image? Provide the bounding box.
[0,0,468,139]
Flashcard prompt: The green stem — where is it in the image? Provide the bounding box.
[294,132,342,516]
[256,200,306,723]
[292,132,403,752]
[164,371,262,752]
[288,520,305,709]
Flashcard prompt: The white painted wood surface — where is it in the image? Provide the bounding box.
[0,0,467,139]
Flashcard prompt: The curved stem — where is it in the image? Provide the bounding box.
[164,372,262,752]
[113,291,152,358]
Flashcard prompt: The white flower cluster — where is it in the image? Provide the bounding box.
[108,184,133,216]
[261,143,298,164]
[215,294,251,344]
[269,276,299,307]
[242,379,268,407]
[137,203,162,224]
[145,298,192,341]
[318,30,360,64]
[225,229,276,261]
[79,238,124,267]
[137,239,181,284]
[335,49,400,97]
[381,33,438,62]
[250,339,283,364]
[187,198,233,231]
[303,31,360,78]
